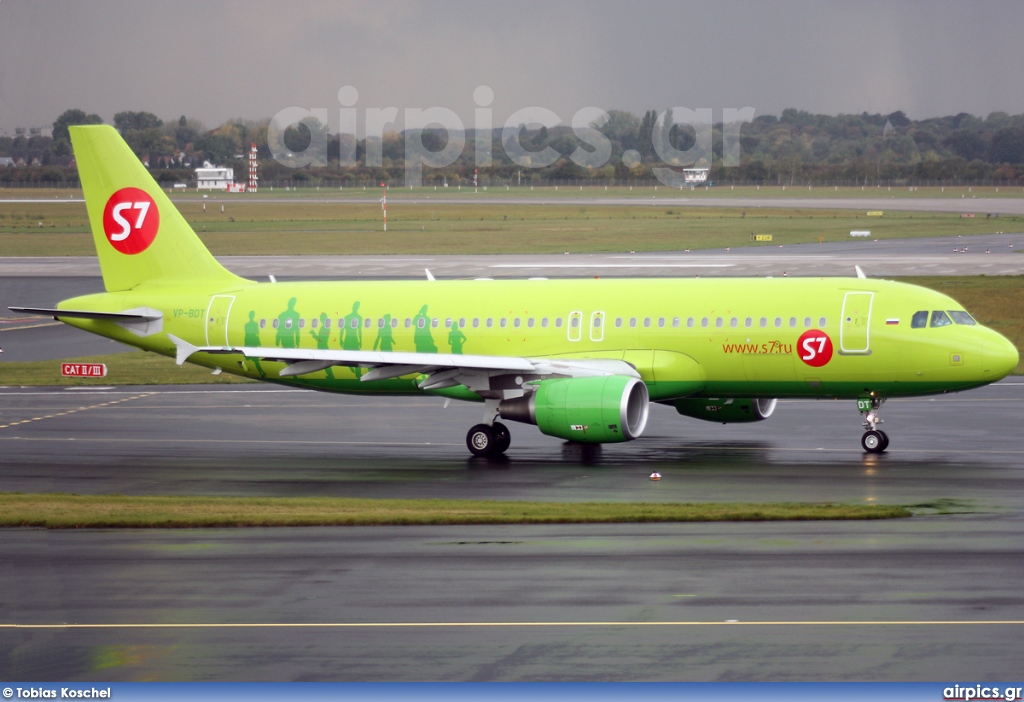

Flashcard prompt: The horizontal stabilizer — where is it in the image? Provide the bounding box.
[9,306,161,322]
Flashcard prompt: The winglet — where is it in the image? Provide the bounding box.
[166,334,199,366]
[855,265,867,279]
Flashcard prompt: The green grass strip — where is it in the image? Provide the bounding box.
[0,493,909,528]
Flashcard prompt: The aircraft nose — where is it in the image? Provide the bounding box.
[983,332,1019,380]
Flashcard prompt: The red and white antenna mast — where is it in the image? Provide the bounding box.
[248,143,258,193]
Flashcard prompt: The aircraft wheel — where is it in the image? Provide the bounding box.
[492,422,511,454]
[877,430,890,452]
[861,430,885,454]
[467,424,497,457]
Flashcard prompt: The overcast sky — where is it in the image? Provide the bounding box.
[1,0,1021,136]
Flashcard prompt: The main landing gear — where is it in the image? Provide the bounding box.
[858,395,889,454]
[466,422,511,457]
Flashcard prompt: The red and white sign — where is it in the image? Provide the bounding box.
[102,187,159,255]
[62,363,107,377]
[797,330,833,367]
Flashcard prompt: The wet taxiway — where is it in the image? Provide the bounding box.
[1,382,1023,680]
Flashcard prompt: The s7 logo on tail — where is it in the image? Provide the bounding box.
[103,187,159,254]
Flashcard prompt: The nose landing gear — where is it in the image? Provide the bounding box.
[858,395,889,454]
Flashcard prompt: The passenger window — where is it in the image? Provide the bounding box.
[715,317,723,328]
[673,317,680,328]
[818,317,827,328]
[615,317,623,328]
[930,310,953,328]
[259,319,266,329]
[658,318,665,328]
[774,317,782,328]
[745,317,752,328]
[911,311,928,328]
[789,317,796,328]
[644,317,651,328]
[730,317,738,328]
[804,317,811,328]
[948,310,977,325]
[760,317,767,328]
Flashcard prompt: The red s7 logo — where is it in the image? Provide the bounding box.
[102,188,159,254]
[797,330,833,367]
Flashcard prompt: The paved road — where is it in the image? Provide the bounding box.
[1,382,1022,681]
[2,234,1023,282]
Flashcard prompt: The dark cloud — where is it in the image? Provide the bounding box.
[2,0,1021,135]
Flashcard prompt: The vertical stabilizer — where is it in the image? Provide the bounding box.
[70,125,247,292]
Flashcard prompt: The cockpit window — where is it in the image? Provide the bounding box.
[911,311,928,328]
[948,310,977,325]
[930,310,953,328]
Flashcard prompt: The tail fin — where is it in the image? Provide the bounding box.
[70,125,247,292]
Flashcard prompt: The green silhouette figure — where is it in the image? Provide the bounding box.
[448,321,467,355]
[413,304,438,353]
[275,297,301,349]
[309,312,334,380]
[373,314,395,352]
[243,310,265,378]
[340,301,363,378]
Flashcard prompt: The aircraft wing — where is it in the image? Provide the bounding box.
[167,335,639,398]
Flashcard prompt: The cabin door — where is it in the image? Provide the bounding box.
[840,292,873,354]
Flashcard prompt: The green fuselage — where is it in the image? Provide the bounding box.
[59,275,1018,402]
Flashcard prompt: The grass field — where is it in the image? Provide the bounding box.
[0,492,910,528]
[0,200,1019,255]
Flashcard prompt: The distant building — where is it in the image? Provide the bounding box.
[683,168,709,185]
[195,162,234,190]
[0,157,14,167]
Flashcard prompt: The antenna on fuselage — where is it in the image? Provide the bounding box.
[425,269,436,281]
[855,265,867,279]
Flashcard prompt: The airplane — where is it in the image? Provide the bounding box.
[10,125,1020,457]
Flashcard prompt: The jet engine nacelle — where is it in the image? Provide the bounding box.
[673,397,777,424]
[499,376,650,443]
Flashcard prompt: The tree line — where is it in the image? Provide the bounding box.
[2,106,1024,186]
